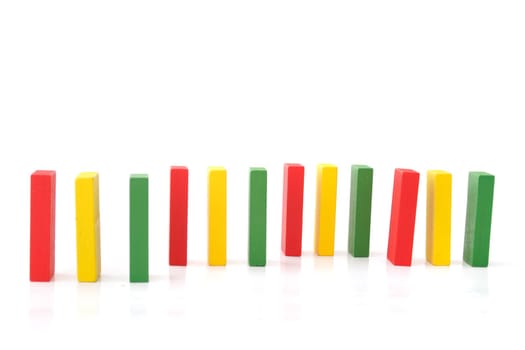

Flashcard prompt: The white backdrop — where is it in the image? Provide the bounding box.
[1,0,524,348]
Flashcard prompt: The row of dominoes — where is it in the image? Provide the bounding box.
[29,164,495,283]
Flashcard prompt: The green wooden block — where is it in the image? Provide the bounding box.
[130,174,149,282]
[463,172,495,267]
[348,165,373,257]
[248,168,267,267]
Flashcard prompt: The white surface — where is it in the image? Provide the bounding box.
[1,0,524,348]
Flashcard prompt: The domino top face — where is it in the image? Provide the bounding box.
[77,172,99,180]
[32,170,56,177]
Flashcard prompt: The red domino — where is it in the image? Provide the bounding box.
[169,166,189,266]
[281,163,305,256]
[387,168,420,266]
[30,170,56,282]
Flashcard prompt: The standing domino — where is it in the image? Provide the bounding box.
[387,168,420,266]
[281,164,305,257]
[169,166,189,266]
[208,167,227,266]
[130,174,149,282]
[314,164,338,256]
[248,168,267,266]
[426,170,452,266]
[30,170,56,282]
[75,172,101,282]
[348,165,374,258]
[463,172,495,267]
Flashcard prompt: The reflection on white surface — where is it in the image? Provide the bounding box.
[76,282,100,317]
[14,253,510,347]
[347,255,369,296]
[280,255,302,320]
[129,283,149,317]
[29,282,54,324]
[386,261,412,299]
[462,264,489,297]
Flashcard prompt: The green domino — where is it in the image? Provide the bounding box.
[463,172,495,267]
[248,168,267,267]
[348,165,374,257]
[130,174,149,282]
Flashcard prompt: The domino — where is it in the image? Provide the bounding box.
[463,172,495,267]
[75,172,101,282]
[130,174,149,282]
[281,164,305,257]
[348,165,373,258]
[248,168,267,266]
[314,164,338,256]
[426,170,452,266]
[387,168,420,266]
[29,170,56,282]
[169,166,189,266]
[208,167,227,266]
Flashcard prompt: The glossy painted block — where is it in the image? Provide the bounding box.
[281,164,305,257]
[463,172,495,267]
[314,164,338,256]
[348,165,373,258]
[30,170,56,282]
[75,172,101,282]
[169,166,189,266]
[426,170,452,266]
[387,168,420,266]
[248,168,267,266]
[130,174,148,282]
[208,167,227,266]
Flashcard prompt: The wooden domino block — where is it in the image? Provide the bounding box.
[426,170,452,266]
[314,164,338,256]
[387,168,420,266]
[249,168,267,266]
[30,170,56,282]
[75,172,101,282]
[130,174,149,282]
[463,172,495,267]
[169,166,189,266]
[348,165,373,258]
[208,167,227,266]
[281,164,305,257]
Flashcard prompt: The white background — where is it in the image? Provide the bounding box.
[1,0,524,348]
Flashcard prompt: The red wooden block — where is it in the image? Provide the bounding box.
[30,170,56,282]
[169,166,189,266]
[387,168,420,266]
[281,164,305,256]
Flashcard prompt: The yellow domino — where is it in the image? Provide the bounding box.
[426,170,452,266]
[208,167,227,266]
[75,172,101,282]
[314,164,338,256]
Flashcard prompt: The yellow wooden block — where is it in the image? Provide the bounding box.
[75,172,101,282]
[426,170,452,266]
[208,167,227,266]
[314,164,338,256]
